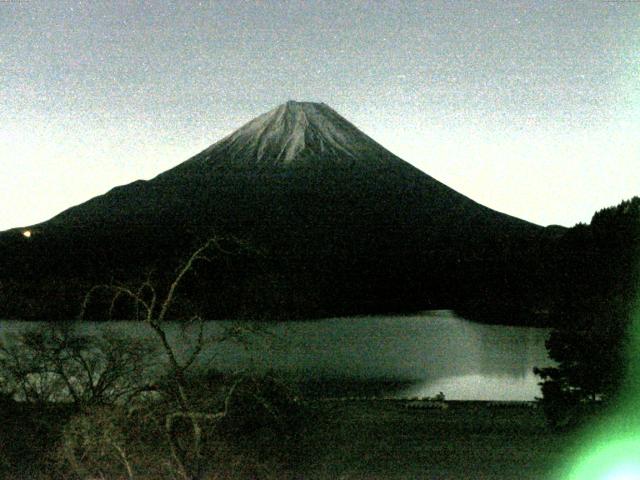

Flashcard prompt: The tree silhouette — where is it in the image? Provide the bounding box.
[535,197,639,427]
[80,237,251,480]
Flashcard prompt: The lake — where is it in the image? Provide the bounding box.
[0,310,552,401]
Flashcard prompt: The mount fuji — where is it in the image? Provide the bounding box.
[0,101,552,321]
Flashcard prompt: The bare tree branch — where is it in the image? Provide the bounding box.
[157,238,222,324]
[72,236,256,480]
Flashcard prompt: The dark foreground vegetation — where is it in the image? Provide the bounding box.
[1,394,575,480]
[0,321,310,479]
[0,372,309,480]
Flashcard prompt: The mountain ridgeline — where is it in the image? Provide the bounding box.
[0,101,606,322]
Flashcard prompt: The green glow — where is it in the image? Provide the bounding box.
[559,289,640,480]
[603,464,640,480]
[564,437,640,480]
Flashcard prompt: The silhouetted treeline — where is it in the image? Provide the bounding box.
[0,197,637,327]
[536,196,639,427]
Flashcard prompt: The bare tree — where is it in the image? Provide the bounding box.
[0,324,154,406]
[79,237,250,480]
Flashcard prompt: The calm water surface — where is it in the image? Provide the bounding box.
[0,310,552,401]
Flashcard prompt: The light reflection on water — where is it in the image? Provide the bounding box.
[0,310,552,400]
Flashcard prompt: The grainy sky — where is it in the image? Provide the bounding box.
[1,0,638,230]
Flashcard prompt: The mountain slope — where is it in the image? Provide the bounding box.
[0,101,551,321]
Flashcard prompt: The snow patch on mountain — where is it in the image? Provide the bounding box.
[204,101,399,168]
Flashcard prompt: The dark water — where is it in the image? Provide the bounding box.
[0,310,552,400]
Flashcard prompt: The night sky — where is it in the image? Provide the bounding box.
[1,0,638,230]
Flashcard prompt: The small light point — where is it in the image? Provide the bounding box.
[22,230,31,238]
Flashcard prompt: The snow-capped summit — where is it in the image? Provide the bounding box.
[190,100,401,169]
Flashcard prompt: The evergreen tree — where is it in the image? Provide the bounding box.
[536,197,640,428]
